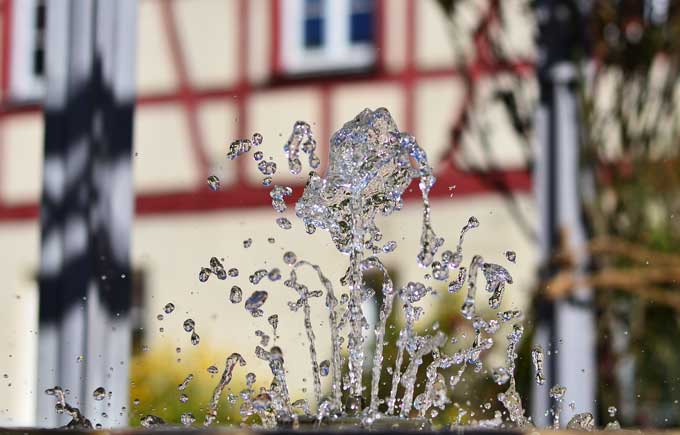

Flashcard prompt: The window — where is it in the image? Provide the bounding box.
[281,0,376,74]
[8,0,46,102]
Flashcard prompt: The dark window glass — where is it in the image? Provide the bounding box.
[33,0,46,76]
[304,0,324,48]
[350,0,373,43]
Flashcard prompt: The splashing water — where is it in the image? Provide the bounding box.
[92,386,106,401]
[204,353,246,426]
[531,344,545,386]
[45,108,595,430]
[230,285,243,303]
[45,387,92,429]
[550,384,567,429]
[207,175,220,191]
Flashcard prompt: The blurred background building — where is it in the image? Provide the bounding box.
[0,0,677,430]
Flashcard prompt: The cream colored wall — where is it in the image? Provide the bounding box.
[0,221,40,426]
[248,0,272,84]
[0,114,43,203]
[175,0,239,88]
[136,0,177,94]
[383,0,407,73]
[454,74,537,171]
[415,77,466,167]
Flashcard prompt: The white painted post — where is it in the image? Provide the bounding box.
[37,0,137,427]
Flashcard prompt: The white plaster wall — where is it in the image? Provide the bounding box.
[0,221,39,426]
[0,114,43,204]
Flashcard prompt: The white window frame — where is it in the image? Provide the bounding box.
[281,0,375,74]
[9,0,45,102]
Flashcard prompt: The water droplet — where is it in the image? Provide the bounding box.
[190,331,200,345]
[482,262,513,309]
[319,360,330,376]
[431,261,449,281]
[198,267,211,283]
[262,177,272,186]
[550,384,566,400]
[257,160,277,175]
[252,132,263,146]
[285,121,319,175]
[505,250,517,263]
[183,319,195,333]
[448,267,466,293]
[249,269,267,284]
[268,268,281,281]
[276,217,292,229]
[283,251,297,265]
[227,139,252,160]
[179,393,189,403]
[245,291,268,316]
[181,412,196,426]
[228,268,239,277]
[140,414,165,428]
[229,286,242,303]
[255,330,270,346]
[383,241,397,253]
[207,365,218,374]
[178,374,193,391]
[270,185,292,213]
[567,412,595,431]
[163,302,175,314]
[243,238,252,248]
[210,257,227,280]
[254,151,264,161]
[207,175,220,191]
[133,398,140,406]
[268,314,279,331]
[93,387,106,401]
[608,406,617,417]
[531,345,545,385]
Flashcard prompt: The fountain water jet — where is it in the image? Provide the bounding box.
[41,108,591,431]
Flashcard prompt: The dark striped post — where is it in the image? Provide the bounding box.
[37,0,137,427]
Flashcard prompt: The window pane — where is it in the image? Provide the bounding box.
[350,0,373,44]
[304,0,324,48]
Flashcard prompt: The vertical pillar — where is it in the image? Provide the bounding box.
[37,0,137,427]
[532,0,596,427]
